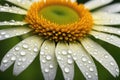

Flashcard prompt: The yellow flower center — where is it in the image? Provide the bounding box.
[25,0,93,42]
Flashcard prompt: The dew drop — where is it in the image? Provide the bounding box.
[110,62,114,66]
[49,64,54,69]
[116,68,119,73]
[42,59,46,63]
[1,32,6,35]
[104,55,109,58]
[67,55,71,58]
[68,50,72,54]
[88,75,92,79]
[44,68,49,73]
[20,51,26,56]
[11,56,16,61]
[40,51,45,55]
[73,57,77,60]
[23,44,28,49]
[34,47,38,52]
[3,59,8,63]
[62,50,67,55]
[6,54,10,57]
[64,67,70,73]
[82,57,87,62]
[89,67,94,72]
[88,61,92,64]
[46,55,52,60]
[15,47,20,51]
[4,34,10,38]
[57,56,62,60]
[67,59,73,64]
[17,62,21,66]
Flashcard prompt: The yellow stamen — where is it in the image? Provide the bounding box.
[25,0,93,42]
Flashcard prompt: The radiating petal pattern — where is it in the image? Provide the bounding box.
[13,36,43,75]
[0,36,44,76]
[40,40,57,80]
[93,26,120,36]
[81,38,119,77]
[90,31,120,48]
[84,0,113,10]
[98,3,120,13]
[0,21,27,26]
[92,12,120,25]
[55,42,74,80]
[0,27,31,40]
[0,5,27,15]
[6,0,32,9]
[69,42,98,80]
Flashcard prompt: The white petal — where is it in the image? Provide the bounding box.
[90,31,120,48]
[13,36,44,75]
[0,5,27,15]
[98,3,120,13]
[81,38,119,77]
[55,42,74,80]
[69,42,98,80]
[84,0,113,10]
[92,12,120,25]
[0,20,27,26]
[0,27,31,40]
[40,40,57,80]
[6,0,32,9]
[93,26,120,36]
[0,36,44,75]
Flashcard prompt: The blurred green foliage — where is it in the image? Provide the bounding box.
[0,0,120,80]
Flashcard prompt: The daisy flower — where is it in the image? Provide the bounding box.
[0,0,120,80]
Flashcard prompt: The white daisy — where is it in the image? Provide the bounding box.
[0,0,120,80]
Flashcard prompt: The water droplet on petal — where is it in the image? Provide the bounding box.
[104,54,109,58]
[6,54,10,57]
[88,75,92,79]
[67,59,73,64]
[89,67,94,72]
[110,62,114,66]
[4,34,10,38]
[64,67,70,73]
[49,64,54,69]
[40,51,45,55]
[23,44,28,49]
[42,59,46,63]
[88,61,92,64]
[57,56,62,60]
[3,59,8,63]
[116,68,119,73]
[34,47,38,52]
[44,68,49,73]
[82,57,87,62]
[20,51,26,56]
[62,50,67,55]
[17,62,21,66]
[11,56,16,61]
[68,50,72,54]
[46,55,52,60]
[15,47,20,51]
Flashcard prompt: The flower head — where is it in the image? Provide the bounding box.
[0,0,120,80]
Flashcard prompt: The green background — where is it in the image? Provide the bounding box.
[0,0,120,80]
